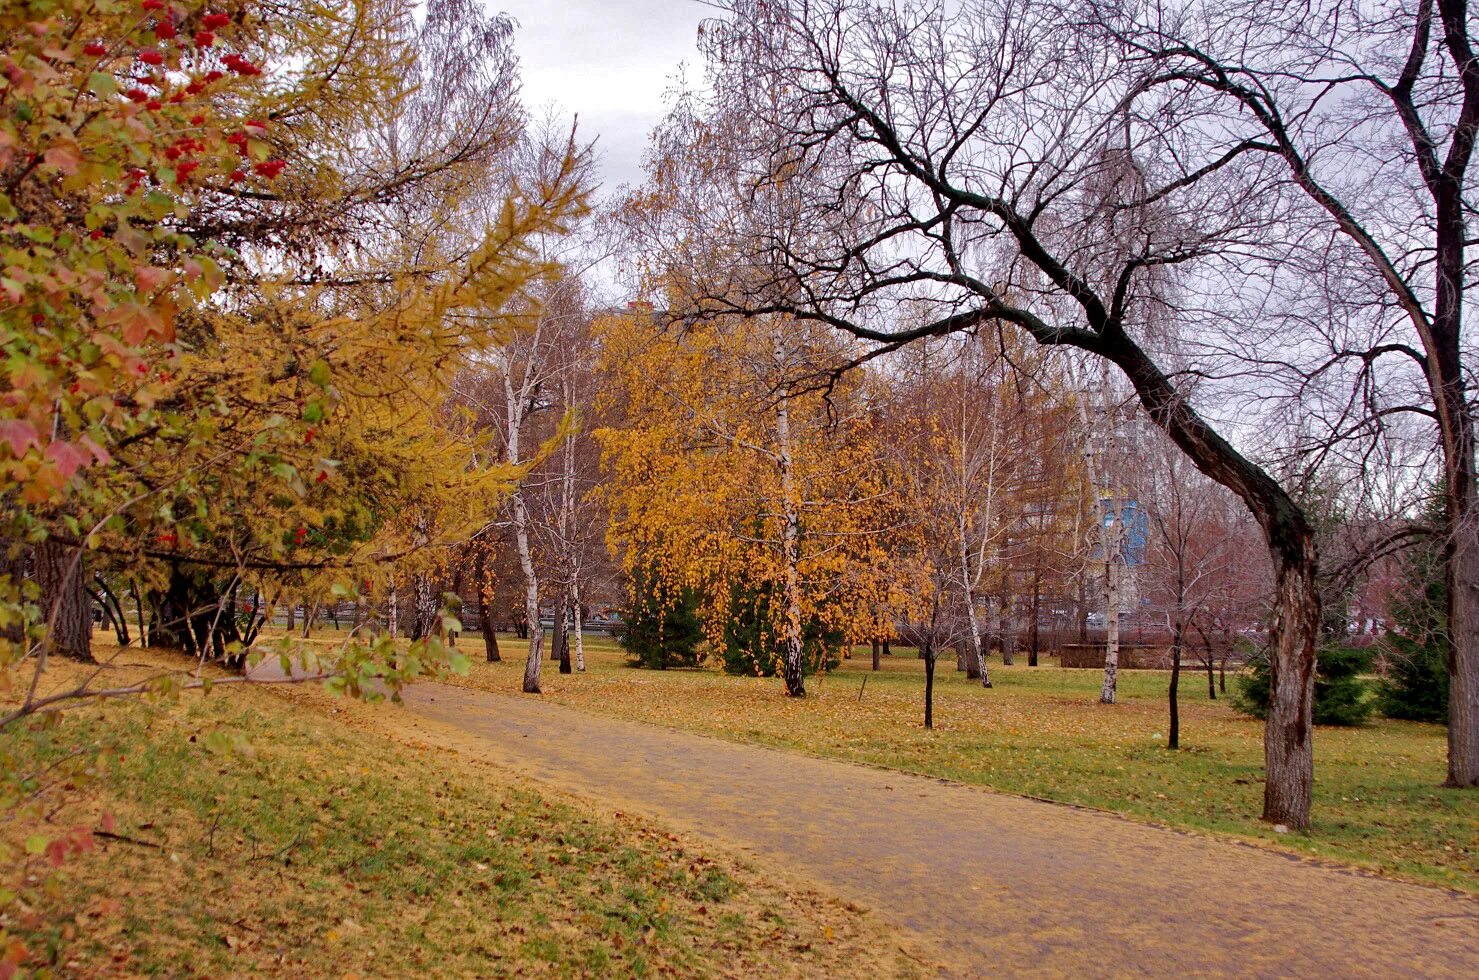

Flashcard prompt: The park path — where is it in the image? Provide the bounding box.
[386,682,1475,978]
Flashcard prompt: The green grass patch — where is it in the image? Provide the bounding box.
[1,656,917,976]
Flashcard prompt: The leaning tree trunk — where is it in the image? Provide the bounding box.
[34,540,92,662]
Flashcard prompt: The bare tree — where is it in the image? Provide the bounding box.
[1091,0,1479,787]
[684,0,1328,828]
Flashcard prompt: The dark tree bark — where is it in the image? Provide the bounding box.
[557,592,573,674]
[92,575,129,646]
[871,638,881,670]
[1169,620,1183,750]
[34,540,92,662]
[923,642,936,730]
[131,580,147,647]
[1028,568,1041,667]
[476,570,501,662]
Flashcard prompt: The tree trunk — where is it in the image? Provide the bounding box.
[514,489,542,694]
[1100,556,1120,704]
[1447,486,1479,786]
[923,644,935,730]
[1001,601,1016,666]
[386,580,398,640]
[1076,578,1089,642]
[35,540,92,662]
[572,586,585,672]
[1029,568,1042,667]
[93,576,129,646]
[882,639,891,658]
[301,600,318,639]
[556,592,572,675]
[1262,547,1320,829]
[131,580,147,647]
[478,592,501,662]
[776,393,806,698]
[1169,619,1182,751]
[871,638,881,671]
[475,551,501,662]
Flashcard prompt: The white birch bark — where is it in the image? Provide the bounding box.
[503,363,544,694]
[775,390,807,698]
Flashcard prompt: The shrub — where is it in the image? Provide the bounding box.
[1378,634,1449,724]
[1234,644,1374,726]
[718,582,842,677]
[616,573,705,670]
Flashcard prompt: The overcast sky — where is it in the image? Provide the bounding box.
[500,1,711,197]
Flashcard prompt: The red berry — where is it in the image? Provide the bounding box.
[83,43,107,57]
[193,30,214,47]
[202,13,230,29]
[185,81,204,94]
[154,22,177,41]
[89,229,105,240]
[228,169,245,182]
[204,70,223,82]
[139,49,163,65]
[315,471,328,484]
[145,100,163,111]
[32,313,45,326]
[126,88,148,102]
[189,112,206,125]
[142,0,165,9]
[253,159,286,179]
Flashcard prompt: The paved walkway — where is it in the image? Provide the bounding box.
[387,683,1476,977]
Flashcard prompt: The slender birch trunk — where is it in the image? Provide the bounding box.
[387,581,398,640]
[572,581,585,672]
[1100,550,1120,704]
[504,367,543,694]
[775,393,806,698]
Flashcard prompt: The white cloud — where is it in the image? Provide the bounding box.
[501,1,708,193]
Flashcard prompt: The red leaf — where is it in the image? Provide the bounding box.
[0,419,39,458]
[80,434,112,465]
[134,265,169,293]
[44,142,82,175]
[44,838,68,867]
[45,440,91,479]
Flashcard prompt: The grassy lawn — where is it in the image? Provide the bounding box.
[0,651,920,977]
[441,631,1477,895]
